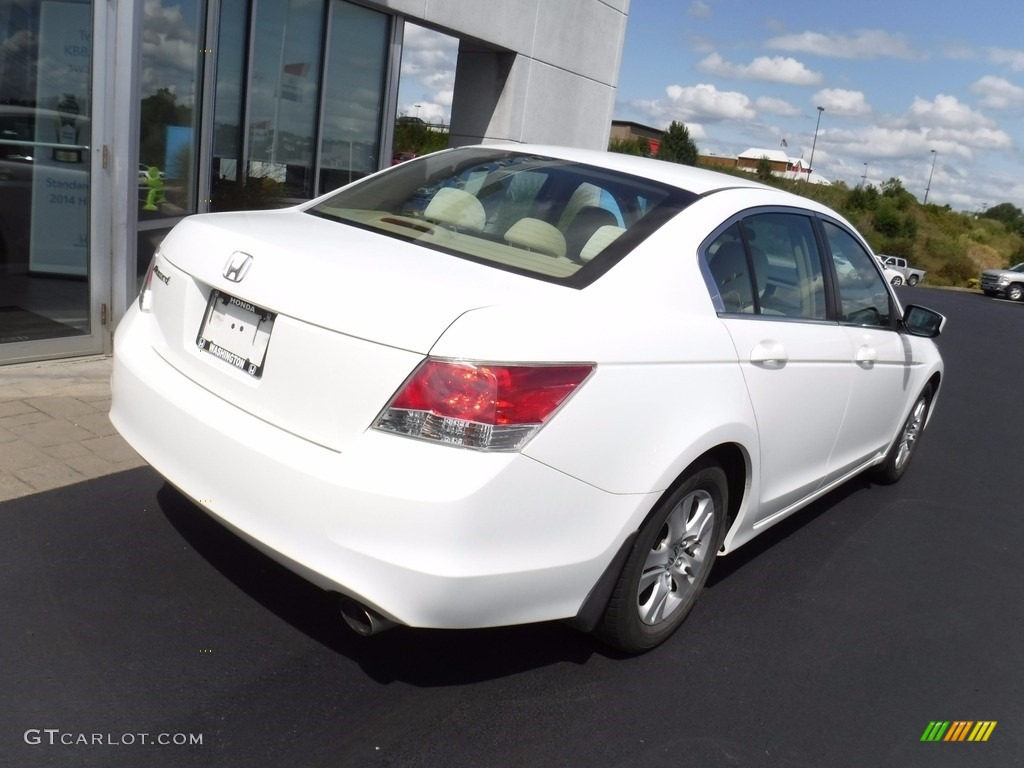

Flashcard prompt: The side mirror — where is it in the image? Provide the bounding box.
[902,304,945,338]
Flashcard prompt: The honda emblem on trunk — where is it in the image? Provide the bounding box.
[223,251,253,282]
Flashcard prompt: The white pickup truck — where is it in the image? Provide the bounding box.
[878,255,926,286]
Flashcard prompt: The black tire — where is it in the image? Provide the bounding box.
[1008,283,1024,302]
[891,275,904,286]
[595,461,728,653]
[907,275,919,286]
[871,385,932,485]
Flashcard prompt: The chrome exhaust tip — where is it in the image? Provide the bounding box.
[338,597,396,636]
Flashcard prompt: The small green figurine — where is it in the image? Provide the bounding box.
[142,167,165,211]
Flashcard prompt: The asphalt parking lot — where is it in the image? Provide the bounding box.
[2,288,1021,768]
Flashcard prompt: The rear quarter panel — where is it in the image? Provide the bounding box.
[432,196,764,504]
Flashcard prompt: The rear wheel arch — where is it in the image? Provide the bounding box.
[646,443,749,556]
[572,442,749,642]
[649,443,748,536]
[701,443,747,543]
[595,455,730,652]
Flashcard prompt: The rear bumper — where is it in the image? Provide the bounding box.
[110,307,653,629]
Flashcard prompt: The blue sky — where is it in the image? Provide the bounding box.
[614,0,1024,212]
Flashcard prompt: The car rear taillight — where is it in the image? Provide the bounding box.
[138,256,157,312]
[373,359,595,451]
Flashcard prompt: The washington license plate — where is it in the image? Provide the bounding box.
[196,291,276,378]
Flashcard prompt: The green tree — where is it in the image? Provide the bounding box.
[755,155,774,182]
[393,117,448,157]
[881,177,916,210]
[873,200,903,237]
[658,121,699,166]
[846,183,879,211]
[139,87,191,170]
[980,202,1024,235]
[608,137,649,156]
[881,177,905,197]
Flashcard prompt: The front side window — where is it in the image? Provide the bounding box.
[822,220,893,327]
[704,212,826,320]
[308,148,696,285]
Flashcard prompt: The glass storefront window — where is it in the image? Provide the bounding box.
[136,0,207,285]
[246,0,325,203]
[138,0,205,218]
[318,1,389,194]
[209,0,249,212]
[0,0,93,345]
[212,0,390,212]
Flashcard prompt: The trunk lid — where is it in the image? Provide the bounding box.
[144,209,558,451]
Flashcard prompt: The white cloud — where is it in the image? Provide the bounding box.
[140,0,199,102]
[825,113,1010,168]
[697,52,822,85]
[767,29,920,60]
[990,47,1024,72]
[970,75,1024,110]
[929,124,1012,151]
[755,96,802,117]
[812,88,872,118]
[398,24,458,123]
[665,83,756,121]
[688,1,713,19]
[142,0,194,46]
[625,83,753,132]
[904,94,994,129]
[825,126,966,161]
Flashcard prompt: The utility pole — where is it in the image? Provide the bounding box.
[805,106,824,184]
[924,149,937,204]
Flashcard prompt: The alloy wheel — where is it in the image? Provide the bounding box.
[637,489,716,625]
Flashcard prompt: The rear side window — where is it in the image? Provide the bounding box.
[704,212,826,320]
[307,148,696,286]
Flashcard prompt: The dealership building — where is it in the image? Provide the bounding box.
[0,0,629,365]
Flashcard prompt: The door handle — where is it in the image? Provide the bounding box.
[855,344,877,367]
[750,340,788,368]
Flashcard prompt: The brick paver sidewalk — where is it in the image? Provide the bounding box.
[0,357,146,502]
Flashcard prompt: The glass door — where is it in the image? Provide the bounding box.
[0,0,105,364]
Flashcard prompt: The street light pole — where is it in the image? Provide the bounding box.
[862,162,868,186]
[806,106,824,183]
[924,149,937,204]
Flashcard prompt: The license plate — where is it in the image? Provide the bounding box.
[196,290,276,378]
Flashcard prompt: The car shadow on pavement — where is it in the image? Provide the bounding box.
[705,474,876,589]
[157,470,892,683]
[156,482,601,685]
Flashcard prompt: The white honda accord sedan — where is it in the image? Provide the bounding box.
[111,144,945,653]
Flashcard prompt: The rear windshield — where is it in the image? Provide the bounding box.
[307,147,696,286]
